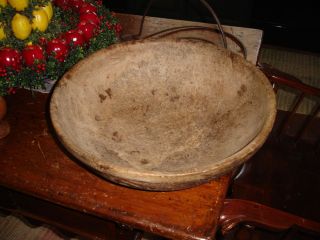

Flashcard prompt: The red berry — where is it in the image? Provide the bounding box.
[22,45,45,67]
[46,39,69,62]
[77,21,97,42]
[0,48,21,71]
[114,23,123,33]
[79,12,100,26]
[69,0,85,10]
[105,21,112,30]
[7,87,16,94]
[64,30,85,47]
[78,3,97,14]
[0,67,7,77]
[53,0,71,10]
[39,37,47,46]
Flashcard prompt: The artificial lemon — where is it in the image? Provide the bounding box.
[11,13,31,40]
[0,23,6,40]
[8,0,28,11]
[0,0,7,7]
[32,8,49,32]
[42,2,53,21]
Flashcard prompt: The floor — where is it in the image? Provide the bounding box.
[1,45,319,239]
[0,212,78,240]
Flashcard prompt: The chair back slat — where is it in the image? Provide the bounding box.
[277,93,305,137]
[259,63,320,97]
[295,103,320,142]
[273,82,279,94]
[258,63,320,145]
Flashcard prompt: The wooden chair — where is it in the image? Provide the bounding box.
[218,199,320,240]
[258,63,320,147]
[223,63,320,239]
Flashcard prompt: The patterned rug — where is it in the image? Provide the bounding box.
[0,213,80,240]
[1,46,319,240]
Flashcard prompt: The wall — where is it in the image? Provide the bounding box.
[105,0,320,53]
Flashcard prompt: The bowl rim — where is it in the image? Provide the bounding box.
[50,39,277,190]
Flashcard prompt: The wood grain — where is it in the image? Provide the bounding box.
[219,199,320,235]
[0,96,10,139]
[0,90,231,240]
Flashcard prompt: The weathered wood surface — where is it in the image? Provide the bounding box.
[49,40,275,191]
[0,90,231,240]
[117,13,263,65]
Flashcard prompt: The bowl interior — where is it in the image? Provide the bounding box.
[50,40,274,177]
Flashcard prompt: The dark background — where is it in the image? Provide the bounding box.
[104,0,320,53]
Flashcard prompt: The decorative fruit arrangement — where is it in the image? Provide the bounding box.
[0,0,121,96]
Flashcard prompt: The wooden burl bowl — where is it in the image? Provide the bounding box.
[50,39,276,191]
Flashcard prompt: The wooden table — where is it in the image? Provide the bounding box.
[0,14,263,240]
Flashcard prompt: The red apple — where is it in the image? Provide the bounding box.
[79,12,100,26]
[64,30,85,47]
[79,3,97,14]
[0,47,21,71]
[22,45,45,67]
[77,21,97,42]
[46,39,69,62]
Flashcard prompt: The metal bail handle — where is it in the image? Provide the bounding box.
[136,0,228,49]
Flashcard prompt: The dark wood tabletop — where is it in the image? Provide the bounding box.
[0,14,264,240]
[0,90,231,240]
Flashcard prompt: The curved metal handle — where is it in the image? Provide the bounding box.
[135,0,228,48]
[141,25,247,59]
